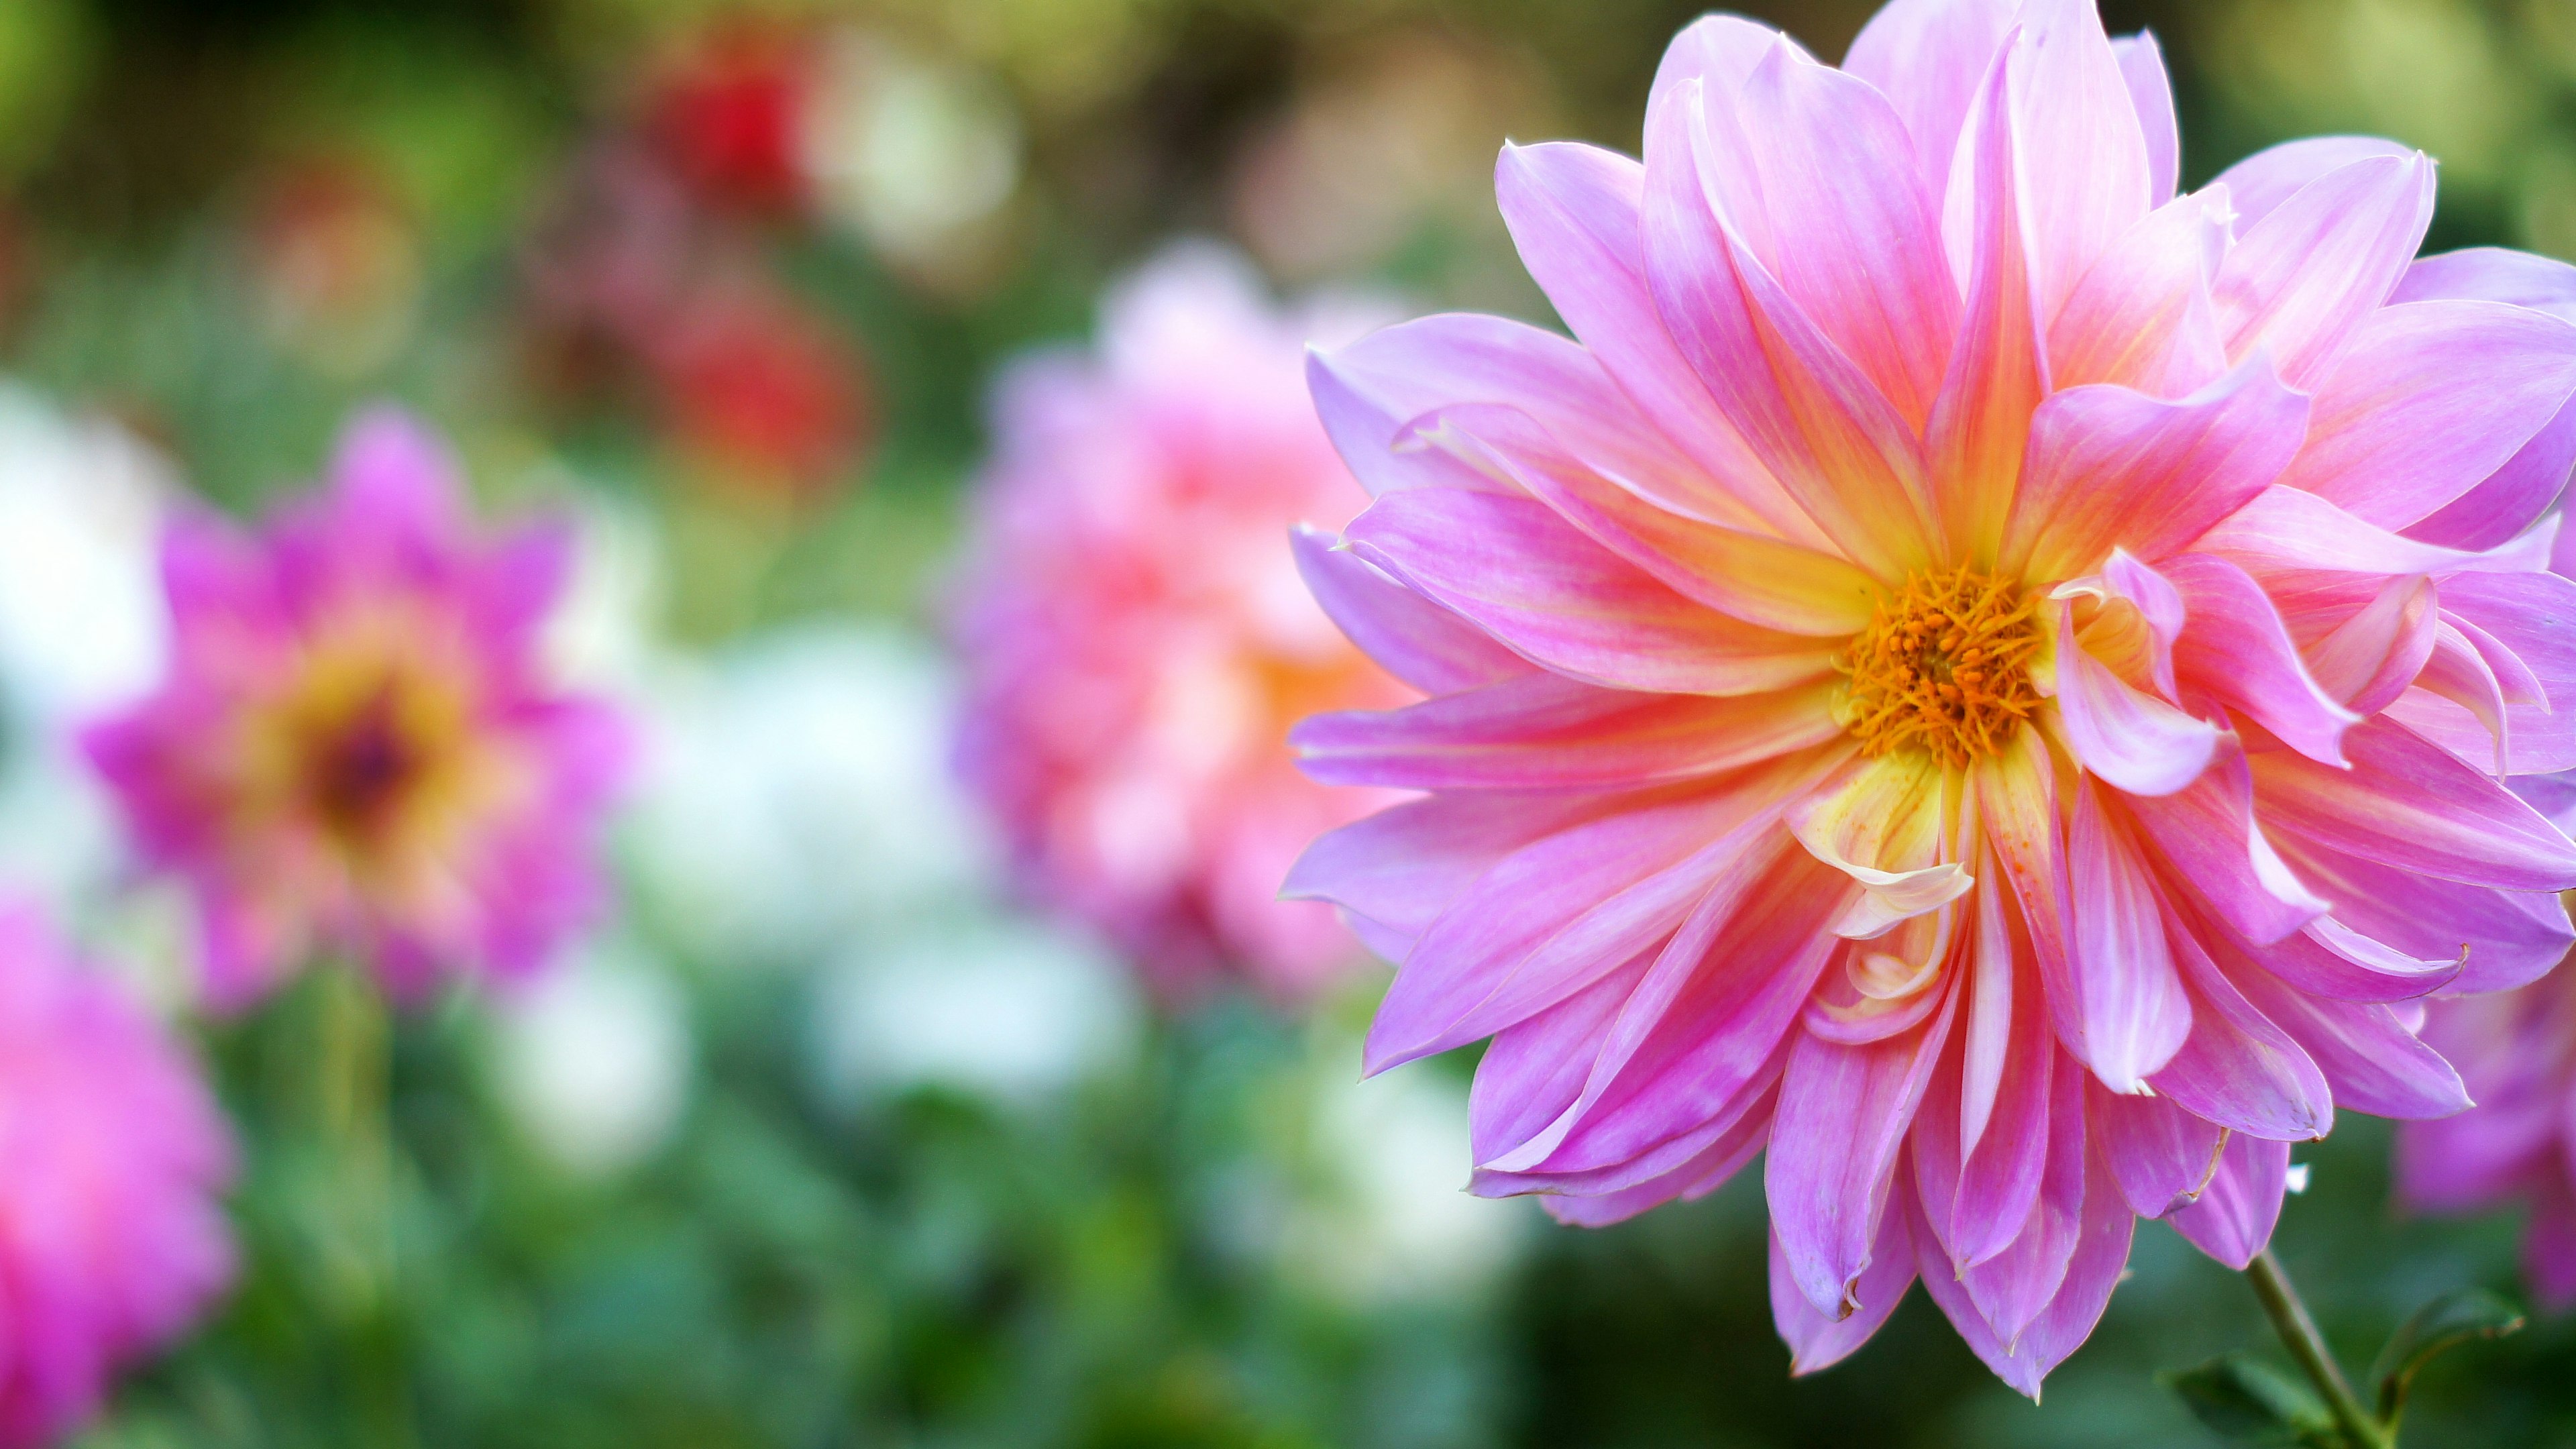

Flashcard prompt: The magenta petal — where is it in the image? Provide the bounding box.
[1534,1089,1774,1226]
[2094,1081,2225,1217]
[1283,790,1612,962]
[1958,1052,2088,1349]
[2067,777,2192,1091]
[2203,485,2556,582]
[1289,525,1527,694]
[2252,715,2576,893]
[1909,1124,2135,1399]
[2166,1133,2290,1271]
[2112,32,2180,203]
[2395,244,2576,317]
[2054,608,2220,798]
[2278,301,2576,531]
[1771,1196,1918,1375]
[2229,962,2469,1120]
[1470,954,1654,1167]
[2408,397,2576,552]
[1343,488,1836,696]
[2210,135,2417,235]
[2269,831,2573,994]
[2007,0,2154,319]
[1293,673,1843,792]
[2126,746,2328,947]
[2162,552,2358,767]
[1841,0,2016,202]
[1768,981,1960,1318]
[2149,924,2332,1142]
[1640,79,1935,581]
[2212,152,2434,388]
[2004,356,2309,583]
[2302,575,2439,718]
[1491,142,1814,540]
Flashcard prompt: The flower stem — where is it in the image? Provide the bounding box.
[2245,1246,2392,1449]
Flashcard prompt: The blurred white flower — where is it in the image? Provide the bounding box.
[808,915,1138,1107]
[1281,1032,1530,1307]
[492,940,694,1177]
[540,484,664,694]
[625,621,996,969]
[799,30,1023,285]
[0,384,170,724]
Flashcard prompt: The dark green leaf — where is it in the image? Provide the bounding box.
[2369,1288,2526,1424]
[2161,1354,2345,1446]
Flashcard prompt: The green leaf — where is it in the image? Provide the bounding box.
[2160,1354,2344,1446]
[2368,1287,2526,1424]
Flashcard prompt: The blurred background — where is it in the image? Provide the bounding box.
[0,0,2569,1444]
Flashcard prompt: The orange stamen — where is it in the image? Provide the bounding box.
[1839,565,2041,769]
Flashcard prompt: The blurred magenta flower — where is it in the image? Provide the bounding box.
[2402,967,2576,1308]
[1286,0,2576,1393]
[85,409,630,1008]
[0,902,233,1447]
[953,244,1408,1002]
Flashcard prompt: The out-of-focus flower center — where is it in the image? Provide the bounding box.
[1839,565,2041,769]
[238,630,492,871]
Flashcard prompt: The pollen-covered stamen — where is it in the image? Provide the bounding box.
[1839,565,2041,768]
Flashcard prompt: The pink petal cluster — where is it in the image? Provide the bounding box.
[85,409,631,1008]
[0,902,234,1447]
[953,245,1408,1002]
[1287,0,2576,1393]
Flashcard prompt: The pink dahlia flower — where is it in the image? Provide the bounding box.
[85,409,631,1008]
[1286,0,2576,1394]
[0,902,234,1447]
[953,244,1407,1002]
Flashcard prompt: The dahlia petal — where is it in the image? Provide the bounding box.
[2278,301,2576,531]
[2251,715,2576,892]
[2394,244,2576,318]
[2150,925,2332,1141]
[2094,1081,2226,1216]
[2271,832,2573,994]
[2302,574,2438,716]
[1364,786,1792,1072]
[2097,548,2186,698]
[2008,0,2154,320]
[2047,191,2232,397]
[2201,486,2557,581]
[157,511,278,644]
[2226,960,2469,1120]
[2408,398,2576,552]
[2210,136,2416,233]
[1736,40,1958,427]
[2004,356,2309,584]
[1772,1201,1918,1375]
[1492,142,1816,539]
[2054,606,2221,798]
[1769,979,1961,1317]
[2068,776,2193,1091]
[2112,32,2179,203]
[1401,402,1878,635]
[1342,489,1837,696]
[1909,1124,2135,1399]
[2211,152,2434,388]
[2161,552,2359,766]
[2165,1132,2290,1271]
[1292,673,1843,792]
[1469,953,1657,1165]
[328,405,466,541]
[1489,1050,1784,1201]
[465,519,576,648]
[1841,0,2017,202]
[1650,12,1803,117]
[1534,1089,1774,1226]
[1976,727,2082,1048]
[1927,44,2045,562]
[1642,79,1936,581]
[1498,841,1852,1177]
[1786,753,1969,940]
[2414,625,2514,773]
[1959,1051,2088,1348]
[1289,525,1528,694]
[2434,572,2576,771]
[2125,746,2328,947]
[1283,790,1613,960]
[1951,883,2057,1266]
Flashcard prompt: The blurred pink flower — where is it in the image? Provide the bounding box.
[952,244,1407,1002]
[2402,965,2576,1307]
[1287,0,2576,1393]
[85,409,630,1008]
[0,902,233,1448]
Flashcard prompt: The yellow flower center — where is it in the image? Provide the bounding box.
[1839,565,2042,769]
